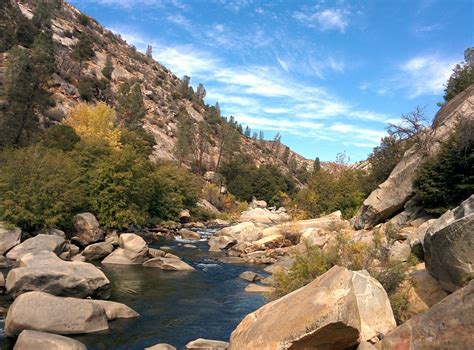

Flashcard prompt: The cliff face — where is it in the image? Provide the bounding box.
[352,85,474,229]
[10,0,312,175]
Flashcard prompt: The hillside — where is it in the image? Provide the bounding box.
[3,0,313,177]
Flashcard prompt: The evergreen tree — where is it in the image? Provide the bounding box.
[174,110,194,165]
[195,83,206,103]
[72,32,95,63]
[101,54,114,80]
[193,121,211,174]
[252,131,258,140]
[244,126,251,137]
[444,48,474,102]
[313,157,321,174]
[146,45,153,58]
[281,146,290,164]
[32,0,54,30]
[116,82,146,129]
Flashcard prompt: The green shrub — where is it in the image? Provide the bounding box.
[78,75,106,101]
[41,125,80,151]
[72,32,95,62]
[87,146,153,230]
[119,128,155,156]
[414,118,473,215]
[149,162,202,222]
[0,146,86,231]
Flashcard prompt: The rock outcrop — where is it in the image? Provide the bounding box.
[5,291,109,336]
[239,207,290,224]
[71,212,103,246]
[6,234,65,261]
[376,280,474,349]
[424,195,474,292]
[229,266,396,349]
[14,330,87,350]
[352,86,474,229]
[6,251,110,299]
[0,222,21,255]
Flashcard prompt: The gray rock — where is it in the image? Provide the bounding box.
[119,233,148,253]
[148,248,166,258]
[6,251,110,299]
[424,213,474,292]
[186,338,229,349]
[5,291,109,337]
[105,231,120,246]
[102,247,148,265]
[142,257,194,271]
[388,241,411,262]
[45,229,66,239]
[82,242,114,261]
[14,330,87,350]
[208,235,236,252]
[0,222,21,255]
[71,212,103,246]
[6,234,65,261]
[183,244,197,249]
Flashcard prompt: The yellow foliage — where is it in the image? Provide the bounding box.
[65,102,121,148]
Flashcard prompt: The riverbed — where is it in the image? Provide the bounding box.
[0,227,267,349]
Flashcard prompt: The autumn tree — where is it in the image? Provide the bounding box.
[65,102,121,148]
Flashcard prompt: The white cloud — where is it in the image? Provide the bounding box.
[167,14,191,29]
[397,54,458,98]
[277,57,289,72]
[294,8,350,33]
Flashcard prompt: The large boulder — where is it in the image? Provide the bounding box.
[208,235,236,252]
[239,208,290,224]
[14,330,87,350]
[6,234,65,261]
[424,211,474,292]
[82,242,114,261]
[0,222,21,255]
[6,251,110,299]
[71,212,103,246]
[229,266,396,350]
[376,280,474,349]
[352,87,474,229]
[119,233,148,253]
[142,257,194,271]
[216,222,263,242]
[5,291,109,337]
[102,247,148,265]
[186,338,229,350]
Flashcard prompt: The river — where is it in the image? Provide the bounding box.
[0,227,267,349]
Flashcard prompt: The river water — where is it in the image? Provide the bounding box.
[0,228,267,349]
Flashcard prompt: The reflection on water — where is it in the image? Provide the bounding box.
[0,231,266,349]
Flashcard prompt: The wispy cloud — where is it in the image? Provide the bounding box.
[294,7,350,33]
[397,54,458,98]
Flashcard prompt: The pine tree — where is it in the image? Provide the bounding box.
[72,32,95,63]
[313,157,321,174]
[244,126,251,137]
[195,83,206,103]
[281,146,290,164]
[102,54,114,80]
[146,45,153,58]
[32,0,54,30]
[174,110,194,165]
[193,121,211,173]
[116,82,146,129]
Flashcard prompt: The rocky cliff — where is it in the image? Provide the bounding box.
[352,84,474,229]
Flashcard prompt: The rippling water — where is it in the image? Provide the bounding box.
[0,229,267,349]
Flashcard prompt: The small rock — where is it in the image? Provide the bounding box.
[143,257,194,271]
[145,344,177,350]
[14,330,87,350]
[149,248,166,258]
[183,244,197,249]
[239,271,262,282]
[89,300,139,320]
[105,231,120,246]
[244,283,275,293]
[186,338,229,350]
[179,229,201,240]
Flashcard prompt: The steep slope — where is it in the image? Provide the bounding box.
[10,0,313,176]
[352,84,474,229]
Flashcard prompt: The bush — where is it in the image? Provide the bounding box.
[149,162,202,222]
[0,146,86,232]
[41,125,80,151]
[78,75,107,101]
[119,128,155,156]
[87,146,153,230]
[72,32,95,62]
[414,118,473,215]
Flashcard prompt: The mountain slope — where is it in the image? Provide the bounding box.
[9,0,313,177]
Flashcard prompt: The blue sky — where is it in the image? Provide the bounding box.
[69,0,472,162]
